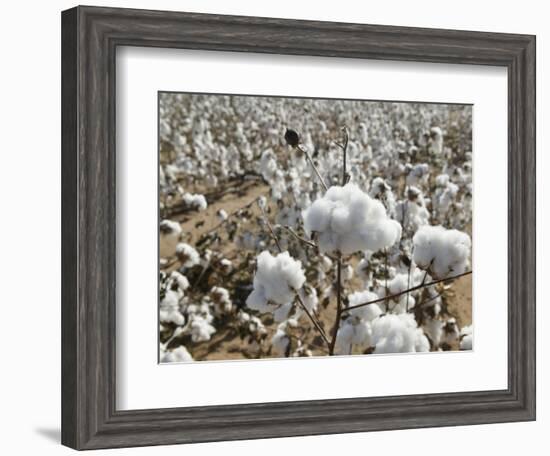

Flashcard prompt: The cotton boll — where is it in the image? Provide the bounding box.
[271,323,290,356]
[335,317,375,354]
[334,321,355,355]
[188,314,216,342]
[246,251,306,316]
[257,196,267,210]
[292,341,313,357]
[175,243,200,268]
[260,149,278,181]
[406,163,430,187]
[161,345,194,363]
[182,192,208,211]
[303,197,333,233]
[429,127,444,155]
[303,183,401,255]
[216,209,228,221]
[273,302,293,322]
[299,287,319,314]
[441,317,460,346]
[459,324,473,350]
[415,331,430,352]
[342,264,354,282]
[371,313,427,354]
[395,187,431,232]
[347,291,382,321]
[433,178,459,222]
[412,225,471,278]
[218,258,233,274]
[320,255,333,272]
[423,318,443,348]
[356,257,371,283]
[159,219,182,258]
[210,286,232,314]
[369,177,396,217]
[159,289,185,326]
[376,272,420,313]
[168,270,189,293]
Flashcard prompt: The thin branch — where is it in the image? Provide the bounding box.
[344,270,472,313]
[204,196,260,238]
[295,293,331,348]
[258,202,330,349]
[297,144,328,192]
[334,126,349,185]
[258,203,283,253]
[420,259,434,285]
[406,257,412,312]
[283,225,317,249]
[329,253,343,355]
[328,127,350,355]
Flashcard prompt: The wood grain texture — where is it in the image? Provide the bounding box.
[61,5,536,450]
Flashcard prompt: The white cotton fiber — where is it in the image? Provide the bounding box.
[160,345,194,363]
[271,325,290,356]
[459,324,473,350]
[347,290,382,321]
[159,289,185,326]
[371,313,429,354]
[175,243,200,268]
[406,163,430,187]
[412,225,471,278]
[246,251,306,316]
[182,192,208,211]
[303,183,401,255]
[188,314,216,342]
[159,219,182,258]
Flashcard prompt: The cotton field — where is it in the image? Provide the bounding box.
[158,92,473,362]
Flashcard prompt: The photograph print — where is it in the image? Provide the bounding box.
[158,92,473,363]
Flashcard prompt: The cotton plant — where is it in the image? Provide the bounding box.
[159,271,189,326]
[432,174,460,224]
[395,187,431,234]
[246,250,306,320]
[369,177,397,217]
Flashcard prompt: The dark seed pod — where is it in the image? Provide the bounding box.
[284,128,300,147]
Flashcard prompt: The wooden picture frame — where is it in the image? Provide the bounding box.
[61,5,536,450]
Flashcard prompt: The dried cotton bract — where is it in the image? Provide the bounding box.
[246,251,306,316]
[413,225,471,278]
[303,183,401,255]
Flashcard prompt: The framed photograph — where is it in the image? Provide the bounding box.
[61,5,536,450]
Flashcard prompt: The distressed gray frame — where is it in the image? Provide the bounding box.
[61,5,536,450]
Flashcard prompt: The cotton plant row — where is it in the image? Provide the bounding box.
[158,94,473,361]
[159,94,472,231]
